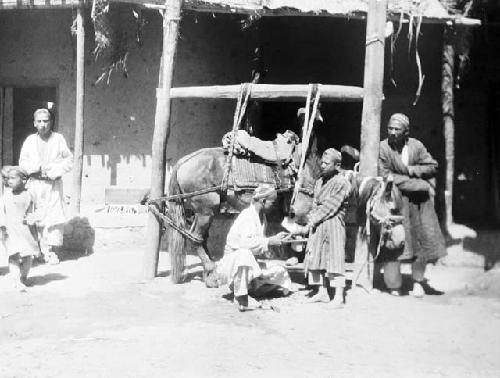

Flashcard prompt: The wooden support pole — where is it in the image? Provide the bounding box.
[354,0,387,293]
[0,89,3,197]
[442,26,455,230]
[359,0,387,176]
[70,2,85,216]
[169,84,364,102]
[143,0,183,280]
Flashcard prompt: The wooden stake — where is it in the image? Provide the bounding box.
[169,84,364,102]
[359,0,387,177]
[143,0,183,280]
[70,2,85,216]
[442,26,455,230]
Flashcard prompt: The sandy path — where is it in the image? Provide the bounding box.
[1,225,500,378]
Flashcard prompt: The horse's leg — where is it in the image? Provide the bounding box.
[190,213,216,276]
[353,227,374,292]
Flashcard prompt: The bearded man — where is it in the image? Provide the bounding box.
[378,113,446,297]
[19,108,73,264]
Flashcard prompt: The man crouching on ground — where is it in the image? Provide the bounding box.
[206,184,291,312]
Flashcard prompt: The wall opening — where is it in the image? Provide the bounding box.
[12,86,57,164]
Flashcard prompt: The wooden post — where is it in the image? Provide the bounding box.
[70,1,85,216]
[359,0,387,176]
[355,0,387,292]
[143,0,183,279]
[442,25,455,230]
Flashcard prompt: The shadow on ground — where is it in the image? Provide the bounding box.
[463,229,500,270]
[157,262,204,283]
[28,273,67,286]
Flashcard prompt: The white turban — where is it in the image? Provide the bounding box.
[253,184,276,200]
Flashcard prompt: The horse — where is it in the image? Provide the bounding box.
[351,174,406,291]
[162,144,322,283]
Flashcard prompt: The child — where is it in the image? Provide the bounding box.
[0,166,40,291]
[0,166,13,260]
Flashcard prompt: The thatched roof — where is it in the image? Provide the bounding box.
[0,0,481,25]
[184,0,450,19]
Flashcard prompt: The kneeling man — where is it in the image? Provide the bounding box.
[210,184,291,311]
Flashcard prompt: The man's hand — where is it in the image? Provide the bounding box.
[268,231,289,246]
[291,224,310,236]
[24,214,40,226]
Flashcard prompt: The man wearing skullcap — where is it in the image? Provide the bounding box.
[211,184,291,311]
[379,113,446,297]
[19,108,73,264]
[293,148,351,308]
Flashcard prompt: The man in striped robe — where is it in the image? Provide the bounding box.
[293,148,351,308]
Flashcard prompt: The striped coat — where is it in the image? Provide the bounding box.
[305,173,351,274]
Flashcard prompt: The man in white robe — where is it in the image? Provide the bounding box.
[19,108,73,264]
[212,184,291,311]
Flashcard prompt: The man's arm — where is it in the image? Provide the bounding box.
[19,136,41,175]
[379,143,431,192]
[307,179,350,228]
[45,134,74,180]
[407,141,438,179]
[226,211,270,255]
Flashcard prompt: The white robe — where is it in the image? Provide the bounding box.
[217,204,291,296]
[19,132,73,248]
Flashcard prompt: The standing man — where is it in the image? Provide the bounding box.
[19,108,73,264]
[292,148,351,308]
[378,113,446,297]
[208,184,291,312]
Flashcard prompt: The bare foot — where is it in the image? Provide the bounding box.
[14,281,28,292]
[329,298,345,309]
[307,291,330,304]
[412,282,425,298]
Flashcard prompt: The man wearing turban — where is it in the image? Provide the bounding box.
[378,113,446,297]
[209,184,291,312]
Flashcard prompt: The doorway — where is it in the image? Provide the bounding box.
[12,87,57,164]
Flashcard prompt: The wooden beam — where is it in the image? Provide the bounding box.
[169,84,364,102]
[70,1,85,216]
[359,0,387,177]
[143,0,184,280]
[442,26,455,231]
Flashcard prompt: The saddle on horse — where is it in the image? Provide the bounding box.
[222,130,300,191]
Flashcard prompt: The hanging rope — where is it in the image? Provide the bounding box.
[221,83,252,192]
[290,84,321,207]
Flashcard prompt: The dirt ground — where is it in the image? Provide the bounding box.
[1,212,500,378]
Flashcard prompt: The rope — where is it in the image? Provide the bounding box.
[148,186,222,205]
[148,204,204,244]
[221,83,252,192]
[291,84,321,206]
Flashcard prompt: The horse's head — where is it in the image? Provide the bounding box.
[358,175,405,251]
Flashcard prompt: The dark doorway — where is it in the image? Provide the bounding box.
[13,87,57,164]
[487,83,500,225]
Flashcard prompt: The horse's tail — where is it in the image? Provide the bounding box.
[166,165,186,284]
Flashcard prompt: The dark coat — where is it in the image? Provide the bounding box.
[378,138,446,262]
